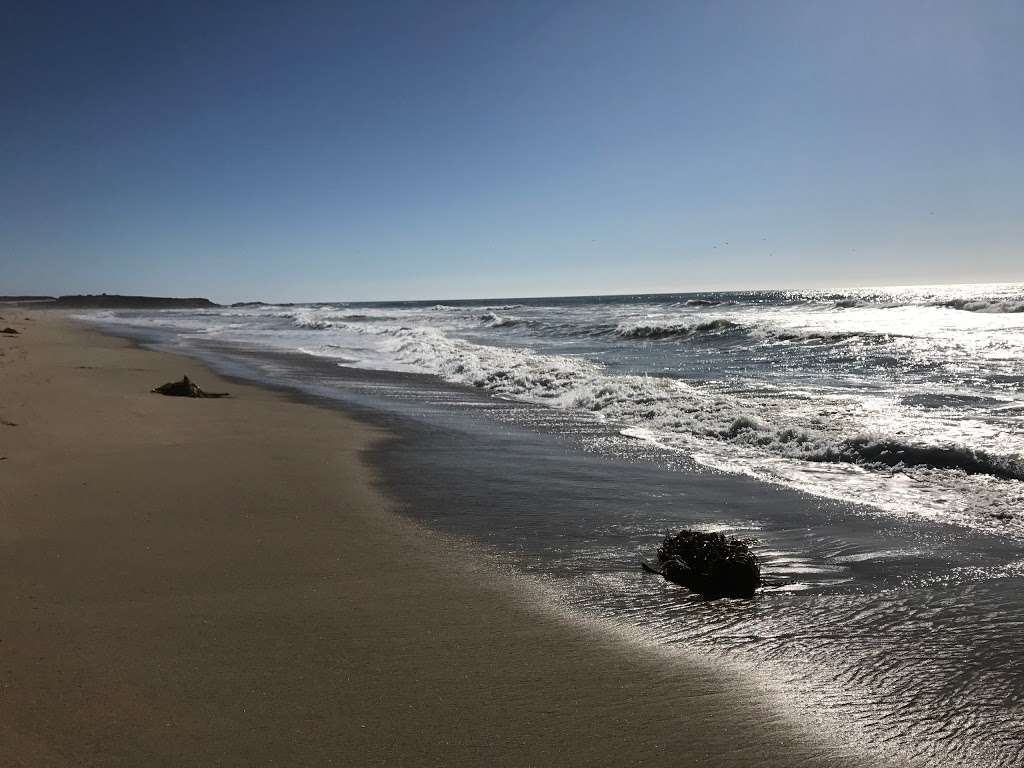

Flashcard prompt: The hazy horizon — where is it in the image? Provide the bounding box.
[13,277,1023,307]
[4,1,1022,301]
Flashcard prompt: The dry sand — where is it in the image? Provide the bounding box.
[0,312,878,767]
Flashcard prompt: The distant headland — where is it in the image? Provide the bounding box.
[47,294,221,309]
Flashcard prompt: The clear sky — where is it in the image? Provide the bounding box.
[2,0,1021,302]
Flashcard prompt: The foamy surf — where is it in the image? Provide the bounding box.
[78,287,1024,767]
[79,282,1024,536]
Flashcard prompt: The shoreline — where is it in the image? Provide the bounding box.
[1,311,876,766]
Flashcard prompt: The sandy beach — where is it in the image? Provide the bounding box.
[0,312,879,767]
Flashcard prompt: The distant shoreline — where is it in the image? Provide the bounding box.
[46,294,219,309]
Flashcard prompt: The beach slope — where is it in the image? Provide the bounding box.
[0,313,871,767]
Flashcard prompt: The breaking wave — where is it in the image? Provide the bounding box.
[601,320,897,345]
[817,437,1024,481]
[723,418,1024,481]
[614,319,742,339]
[941,299,1024,314]
[479,312,521,328]
[606,319,901,345]
[353,324,1024,485]
[85,282,1024,527]
[762,328,898,344]
[831,296,1024,314]
[289,309,333,329]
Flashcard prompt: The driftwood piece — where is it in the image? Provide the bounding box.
[151,375,229,398]
[1,328,19,335]
[643,529,761,599]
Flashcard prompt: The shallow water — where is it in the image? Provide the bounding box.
[87,283,1024,766]
[83,283,1024,531]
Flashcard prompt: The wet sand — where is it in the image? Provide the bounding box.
[0,311,878,767]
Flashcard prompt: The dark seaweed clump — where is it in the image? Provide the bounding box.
[654,529,761,598]
[151,375,229,398]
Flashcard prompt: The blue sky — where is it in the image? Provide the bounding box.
[2,0,1021,302]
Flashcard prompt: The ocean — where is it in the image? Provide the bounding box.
[85,282,1024,765]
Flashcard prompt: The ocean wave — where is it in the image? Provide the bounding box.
[723,419,1024,480]
[828,294,897,309]
[940,299,1024,314]
[610,319,896,345]
[761,328,897,344]
[84,289,1024,527]
[830,296,1024,313]
[571,370,1022,481]
[354,323,1022,483]
[479,312,521,328]
[281,307,404,328]
[371,325,596,398]
[613,319,743,339]
[288,309,333,329]
[667,298,737,308]
[337,313,398,322]
[820,436,1024,481]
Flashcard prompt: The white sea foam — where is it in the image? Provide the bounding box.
[289,308,334,329]
[322,321,1024,510]
[81,283,1024,530]
[479,311,520,328]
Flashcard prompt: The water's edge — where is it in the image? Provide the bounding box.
[86,317,1024,768]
